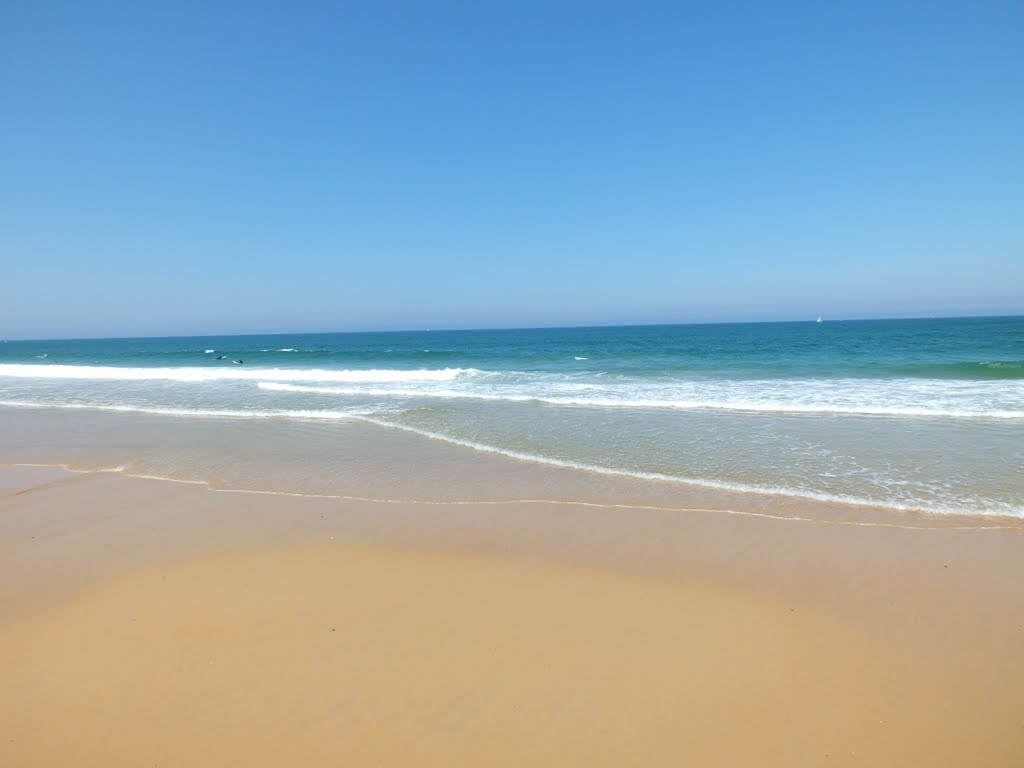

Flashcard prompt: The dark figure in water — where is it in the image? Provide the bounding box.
[215,355,225,360]
[232,359,244,365]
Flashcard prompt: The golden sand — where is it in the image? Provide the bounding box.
[1,466,1022,766]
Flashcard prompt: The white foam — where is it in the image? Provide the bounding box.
[4,361,1019,419]
[0,364,474,384]
[350,414,1024,519]
[256,379,1024,420]
[204,349,214,354]
[0,399,376,421]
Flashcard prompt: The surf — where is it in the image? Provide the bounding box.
[0,364,476,384]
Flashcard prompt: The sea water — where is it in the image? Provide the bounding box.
[1,317,1021,519]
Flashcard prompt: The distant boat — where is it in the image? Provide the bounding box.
[816,316,823,323]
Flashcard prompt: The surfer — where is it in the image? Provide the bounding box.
[232,359,244,365]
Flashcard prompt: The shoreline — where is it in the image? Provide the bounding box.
[1,404,1019,528]
[13,459,1024,532]
[2,462,1023,765]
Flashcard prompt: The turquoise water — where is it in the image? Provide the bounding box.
[3,317,1023,380]
[2,317,1022,517]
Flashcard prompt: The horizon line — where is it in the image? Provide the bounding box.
[3,312,1022,344]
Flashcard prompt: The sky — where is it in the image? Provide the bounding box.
[1,0,1022,339]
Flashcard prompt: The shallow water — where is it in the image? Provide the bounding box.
[2,318,1022,518]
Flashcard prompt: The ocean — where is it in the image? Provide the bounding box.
[1,316,1022,520]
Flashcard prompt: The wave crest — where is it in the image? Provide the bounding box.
[0,364,475,384]
[257,380,1024,420]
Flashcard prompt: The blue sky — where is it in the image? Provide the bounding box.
[2,0,1021,338]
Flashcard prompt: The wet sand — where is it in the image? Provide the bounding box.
[1,464,1023,766]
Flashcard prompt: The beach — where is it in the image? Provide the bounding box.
[1,321,1022,765]
[2,443,1023,766]
[6,0,1022,759]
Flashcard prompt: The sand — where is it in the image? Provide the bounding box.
[1,464,1023,766]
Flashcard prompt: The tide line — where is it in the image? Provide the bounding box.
[6,462,1022,532]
